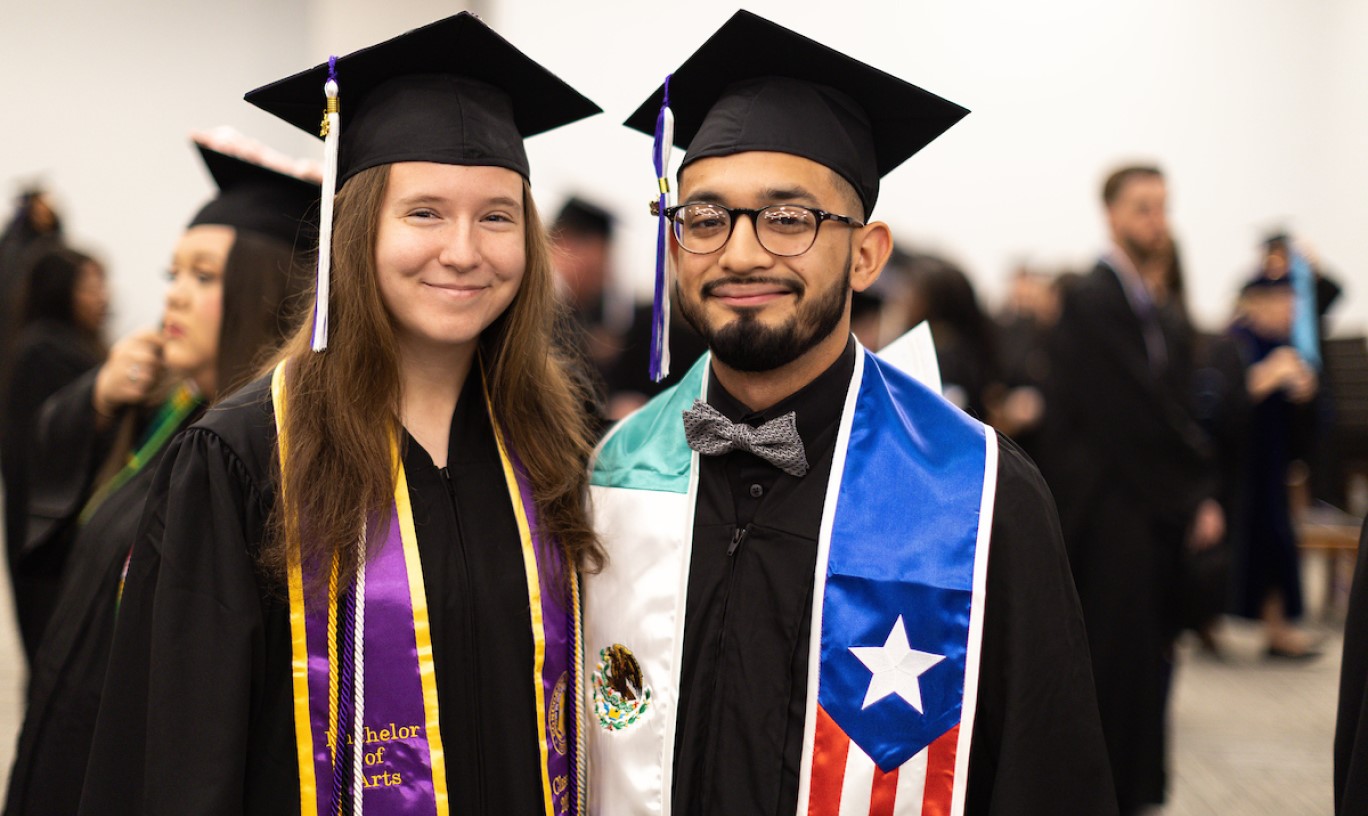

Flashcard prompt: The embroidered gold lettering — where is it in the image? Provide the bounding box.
[344,721,424,790]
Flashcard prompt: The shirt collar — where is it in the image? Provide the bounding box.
[1102,243,1154,313]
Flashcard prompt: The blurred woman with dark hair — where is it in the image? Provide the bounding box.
[904,253,1002,420]
[3,140,316,816]
[1,246,109,656]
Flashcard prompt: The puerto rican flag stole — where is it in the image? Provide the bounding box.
[584,341,997,816]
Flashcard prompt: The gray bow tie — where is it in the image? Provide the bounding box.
[681,400,809,477]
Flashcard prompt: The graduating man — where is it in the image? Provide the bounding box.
[583,11,1116,816]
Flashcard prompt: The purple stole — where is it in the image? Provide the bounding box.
[272,363,583,815]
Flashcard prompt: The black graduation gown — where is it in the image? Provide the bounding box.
[1,321,103,661]
[79,374,547,815]
[4,402,200,816]
[1335,520,1368,814]
[1040,262,1212,814]
[673,342,1117,816]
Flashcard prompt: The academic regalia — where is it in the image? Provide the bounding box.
[587,341,1115,815]
[83,12,598,816]
[2,319,104,659]
[1040,258,1213,813]
[590,11,1111,814]
[4,383,202,816]
[1335,520,1368,814]
[1199,323,1317,624]
[6,139,320,814]
[80,374,552,815]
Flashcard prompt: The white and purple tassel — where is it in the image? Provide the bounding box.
[649,75,675,383]
[313,56,340,352]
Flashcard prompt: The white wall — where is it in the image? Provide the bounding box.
[2,0,1363,340]
[496,0,1366,335]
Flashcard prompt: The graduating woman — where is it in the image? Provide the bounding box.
[80,14,602,816]
[1,246,109,660]
[4,140,317,815]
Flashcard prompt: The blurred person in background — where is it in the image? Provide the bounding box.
[1,246,109,662]
[1196,275,1320,662]
[901,252,1001,420]
[1258,231,1347,510]
[993,265,1062,455]
[1042,164,1221,815]
[551,195,630,382]
[0,187,64,314]
[3,140,316,816]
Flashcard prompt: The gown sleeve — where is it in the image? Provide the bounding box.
[24,369,116,557]
[1335,521,1368,814]
[79,426,278,816]
[965,436,1120,816]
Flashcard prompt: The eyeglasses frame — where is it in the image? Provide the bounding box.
[651,200,865,257]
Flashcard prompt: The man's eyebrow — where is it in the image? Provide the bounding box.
[759,186,820,205]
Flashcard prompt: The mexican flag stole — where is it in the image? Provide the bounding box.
[272,363,584,816]
[583,345,997,816]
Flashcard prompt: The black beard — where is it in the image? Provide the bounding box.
[677,255,851,373]
[1121,234,1162,268]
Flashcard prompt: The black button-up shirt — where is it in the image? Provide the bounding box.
[672,339,855,816]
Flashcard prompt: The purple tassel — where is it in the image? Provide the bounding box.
[648,75,673,383]
[330,584,358,815]
[328,55,338,83]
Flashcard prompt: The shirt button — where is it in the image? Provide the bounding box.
[749,483,764,498]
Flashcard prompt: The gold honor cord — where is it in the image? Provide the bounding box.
[274,362,322,814]
[392,447,450,814]
[488,404,554,815]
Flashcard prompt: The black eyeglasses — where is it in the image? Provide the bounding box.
[653,201,864,257]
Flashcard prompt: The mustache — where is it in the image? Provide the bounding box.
[700,276,805,298]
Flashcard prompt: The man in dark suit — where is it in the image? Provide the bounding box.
[1041,165,1222,816]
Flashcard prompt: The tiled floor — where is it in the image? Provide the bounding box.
[0,561,1346,813]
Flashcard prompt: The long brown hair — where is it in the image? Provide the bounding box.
[265,164,602,588]
[217,230,312,399]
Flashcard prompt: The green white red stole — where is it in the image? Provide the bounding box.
[582,340,995,815]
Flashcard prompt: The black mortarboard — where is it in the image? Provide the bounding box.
[1262,230,1291,249]
[553,196,615,239]
[1242,272,1293,294]
[244,11,600,184]
[190,144,320,246]
[624,10,968,216]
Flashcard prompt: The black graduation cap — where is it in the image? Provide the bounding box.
[244,11,601,183]
[1242,271,1293,294]
[189,144,320,246]
[624,10,968,216]
[553,196,615,239]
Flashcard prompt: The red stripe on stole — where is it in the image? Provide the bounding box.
[808,706,851,815]
[869,764,899,816]
[921,725,960,816]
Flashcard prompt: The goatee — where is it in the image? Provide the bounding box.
[677,255,851,373]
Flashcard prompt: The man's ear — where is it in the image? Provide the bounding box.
[851,221,893,293]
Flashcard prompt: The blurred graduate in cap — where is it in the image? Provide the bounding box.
[5,133,317,815]
[1,244,109,663]
[81,14,602,816]
[583,11,1115,815]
